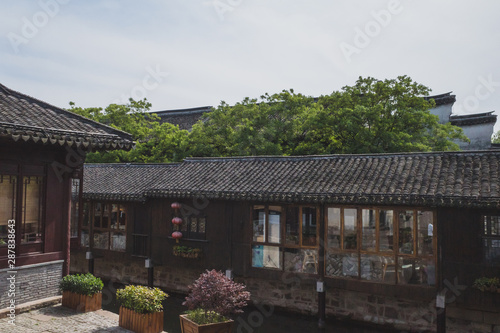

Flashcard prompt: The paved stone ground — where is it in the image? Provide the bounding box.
[0,304,140,333]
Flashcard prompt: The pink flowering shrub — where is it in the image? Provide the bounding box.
[183,269,250,324]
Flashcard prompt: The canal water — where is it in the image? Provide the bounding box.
[101,280,393,333]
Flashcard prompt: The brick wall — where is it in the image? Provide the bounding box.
[0,260,63,309]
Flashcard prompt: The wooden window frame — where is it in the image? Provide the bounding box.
[482,215,500,265]
[251,204,320,273]
[0,165,46,256]
[324,205,437,285]
[80,201,127,252]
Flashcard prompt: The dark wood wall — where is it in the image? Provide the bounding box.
[438,207,500,285]
[0,140,74,268]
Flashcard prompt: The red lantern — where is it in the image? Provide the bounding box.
[172,231,183,243]
[172,217,183,225]
[171,202,181,210]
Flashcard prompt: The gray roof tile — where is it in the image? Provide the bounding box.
[0,83,134,149]
[84,151,500,208]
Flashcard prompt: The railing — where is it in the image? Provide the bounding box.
[132,234,149,257]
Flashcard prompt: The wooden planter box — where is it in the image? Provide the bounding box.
[179,314,233,333]
[173,249,202,259]
[119,306,164,333]
[62,291,102,312]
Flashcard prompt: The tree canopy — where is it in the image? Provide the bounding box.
[188,76,468,157]
[69,76,469,163]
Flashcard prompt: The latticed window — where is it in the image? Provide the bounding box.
[0,175,17,246]
[81,202,127,251]
[483,215,500,265]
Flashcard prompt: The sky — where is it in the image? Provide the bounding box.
[1,0,500,131]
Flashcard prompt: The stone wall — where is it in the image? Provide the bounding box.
[71,251,500,332]
[0,260,63,309]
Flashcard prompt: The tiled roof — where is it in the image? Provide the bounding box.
[0,83,134,150]
[84,151,500,208]
[424,92,456,106]
[450,111,497,126]
[83,163,178,201]
[151,106,212,130]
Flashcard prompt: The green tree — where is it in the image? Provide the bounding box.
[68,99,189,163]
[188,76,468,157]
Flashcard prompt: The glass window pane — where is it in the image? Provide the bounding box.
[398,256,435,286]
[253,205,266,242]
[418,211,434,256]
[198,217,206,234]
[398,211,414,254]
[0,175,17,246]
[268,206,281,244]
[252,245,282,269]
[343,209,357,250]
[334,253,359,277]
[492,216,500,236]
[102,204,109,228]
[327,208,341,249]
[361,209,376,251]
[111,204,119,229]
[22,176,43,244]
[285,206,299,245]
[81,229,89,247]
[94,203,102,228]
[379,210,394,252]
[284,248,318,274]
[302,207,317,246]
[93,231,109,249]
[70,178,80,237]
[360,254,386,282]
[119,206,126,230]
[82,202,90,227]
[190,217,198,233]
[111,232,126,251]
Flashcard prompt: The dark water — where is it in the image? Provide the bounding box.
[101,280,392,333]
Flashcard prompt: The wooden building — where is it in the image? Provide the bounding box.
[72,152,500,332]
[0,83,133,309]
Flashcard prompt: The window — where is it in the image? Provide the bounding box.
[70,178,80,238]
[483,215,500,265]
[81,201,127,251]
[252,204,319,274]
[326,207,435,286]
[178,213,206,240]
[0,175,17,246]
[21,176,44,244]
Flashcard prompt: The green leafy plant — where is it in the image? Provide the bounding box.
[59,273,103,296]
[183,269,250,324]
[472,277,500,292]
[184,308,228,325]
[116,285,168,314]
[173,245,202,258]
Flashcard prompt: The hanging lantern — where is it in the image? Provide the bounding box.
[172,217,183,225]
[172,231,183,243]
[171,202,181,210]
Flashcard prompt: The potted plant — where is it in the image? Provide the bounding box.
[116,285,168,333]
[180,269,251,333]
[173,245,203,259]
[473,277,500,292]
[60,273,103,312]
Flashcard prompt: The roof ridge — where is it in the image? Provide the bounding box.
[182,150,500,163]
